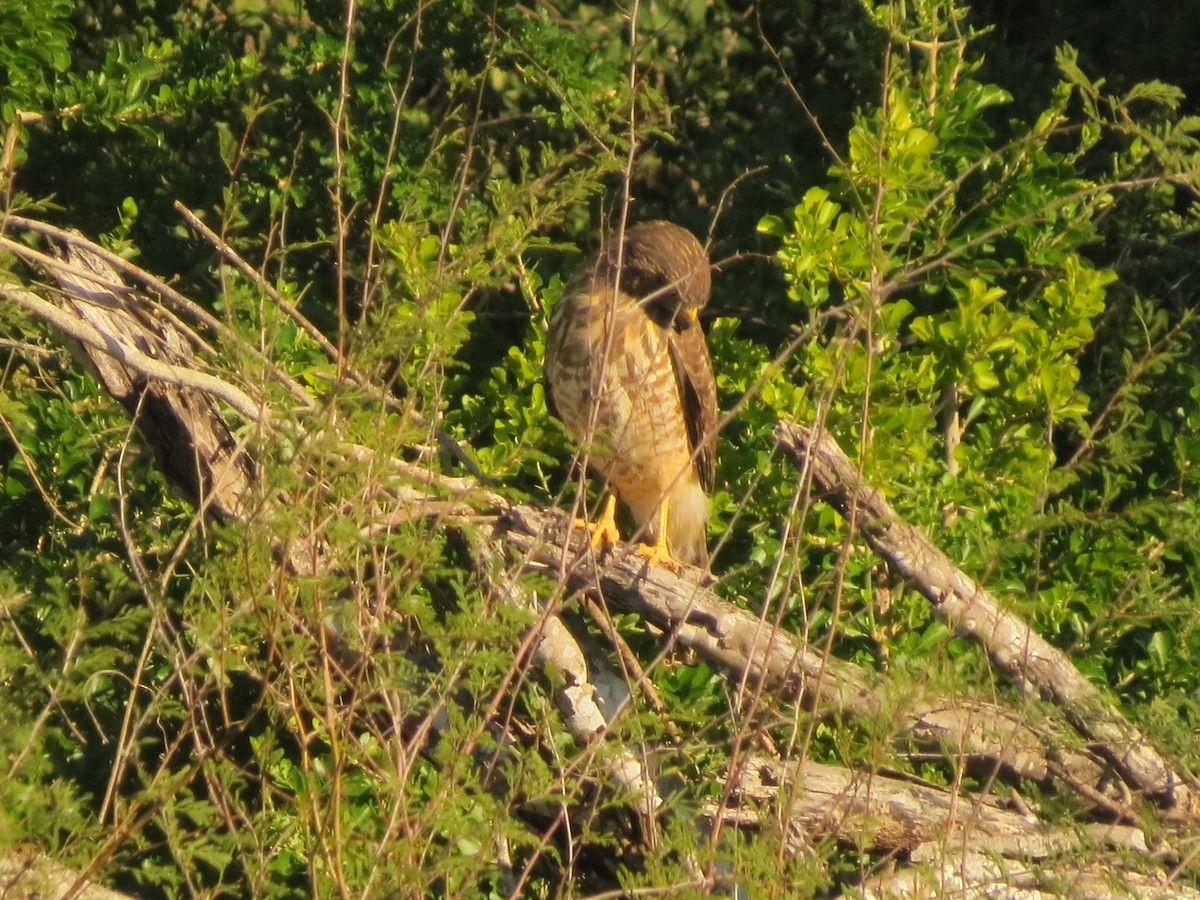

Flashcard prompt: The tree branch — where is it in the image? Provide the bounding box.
[774,419,1199,818]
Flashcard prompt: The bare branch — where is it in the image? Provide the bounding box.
[774,419,1200,817]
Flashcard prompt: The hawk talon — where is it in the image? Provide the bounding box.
[572,494,621,555]
[633,538,682,572]
[632,497,683,572]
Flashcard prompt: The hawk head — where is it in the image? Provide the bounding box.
[599,221,711,330]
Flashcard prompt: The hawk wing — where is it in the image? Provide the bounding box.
[669,316,718,493]
[543,366,560,423]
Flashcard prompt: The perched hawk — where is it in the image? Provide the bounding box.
[544,220,718,568]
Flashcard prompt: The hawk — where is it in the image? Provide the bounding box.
[544,220,718,568]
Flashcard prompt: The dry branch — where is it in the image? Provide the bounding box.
[855,854,1200,900]
[498,504,1115,804]
[0,849,135,900]
[712,756,1188,898]
[4,244,259,523]
[774,419,1200,819]
[500,504,877,714]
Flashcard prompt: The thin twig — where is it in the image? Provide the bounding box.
[174,201,341,365]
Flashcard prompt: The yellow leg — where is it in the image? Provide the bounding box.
[634,499,681,571]
[590,493,621,550]
[572,493,621,553]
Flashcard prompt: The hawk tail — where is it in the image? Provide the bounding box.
[665,479,710,569]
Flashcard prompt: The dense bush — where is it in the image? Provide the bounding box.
[2,0,1199,895]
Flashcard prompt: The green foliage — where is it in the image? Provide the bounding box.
[0,0,72,116]
[2,0,659,894]
[748,4,1200,706]
[2,0,1200,895]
